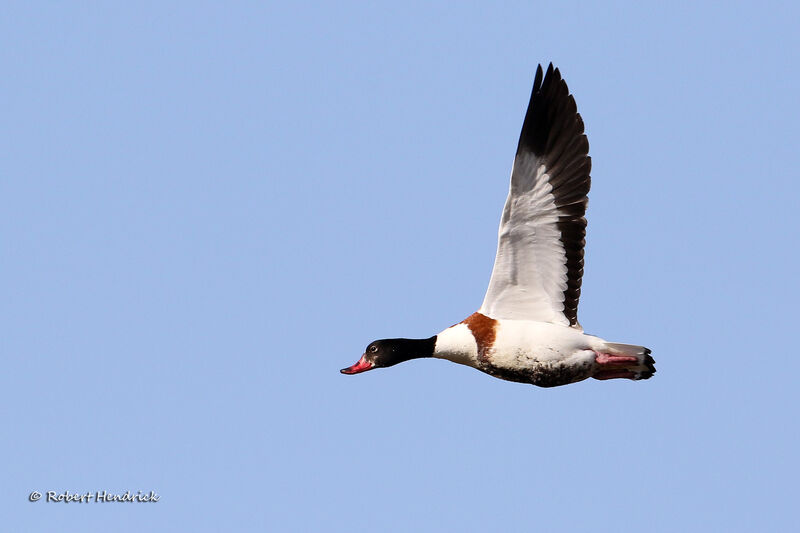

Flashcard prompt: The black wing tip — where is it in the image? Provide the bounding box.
[534,64,544,86]
[517,63,583,158]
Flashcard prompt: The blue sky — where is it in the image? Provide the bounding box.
[3,2,798,531]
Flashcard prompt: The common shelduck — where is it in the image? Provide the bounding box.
[341,64,655,388]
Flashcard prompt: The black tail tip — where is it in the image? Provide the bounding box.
[640,349,656,379]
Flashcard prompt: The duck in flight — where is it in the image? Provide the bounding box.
[341,64,655,388]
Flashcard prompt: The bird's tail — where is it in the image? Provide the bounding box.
[593,343,656,381]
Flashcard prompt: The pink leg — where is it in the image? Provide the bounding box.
[595,352,639,366]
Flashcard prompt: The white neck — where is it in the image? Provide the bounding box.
[433,324,480,368]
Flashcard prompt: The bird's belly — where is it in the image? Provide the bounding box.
[479,350,595,387]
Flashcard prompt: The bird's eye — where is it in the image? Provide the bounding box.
[369,345,378,353]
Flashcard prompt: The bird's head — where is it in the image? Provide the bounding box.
[340,337,436,375]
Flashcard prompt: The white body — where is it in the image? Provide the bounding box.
[434,320,608,386]
[435,321,603,365]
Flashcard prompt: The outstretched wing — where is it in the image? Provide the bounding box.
[479,64,591,328]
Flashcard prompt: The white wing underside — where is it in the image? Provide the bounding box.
[479,152,574,328]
